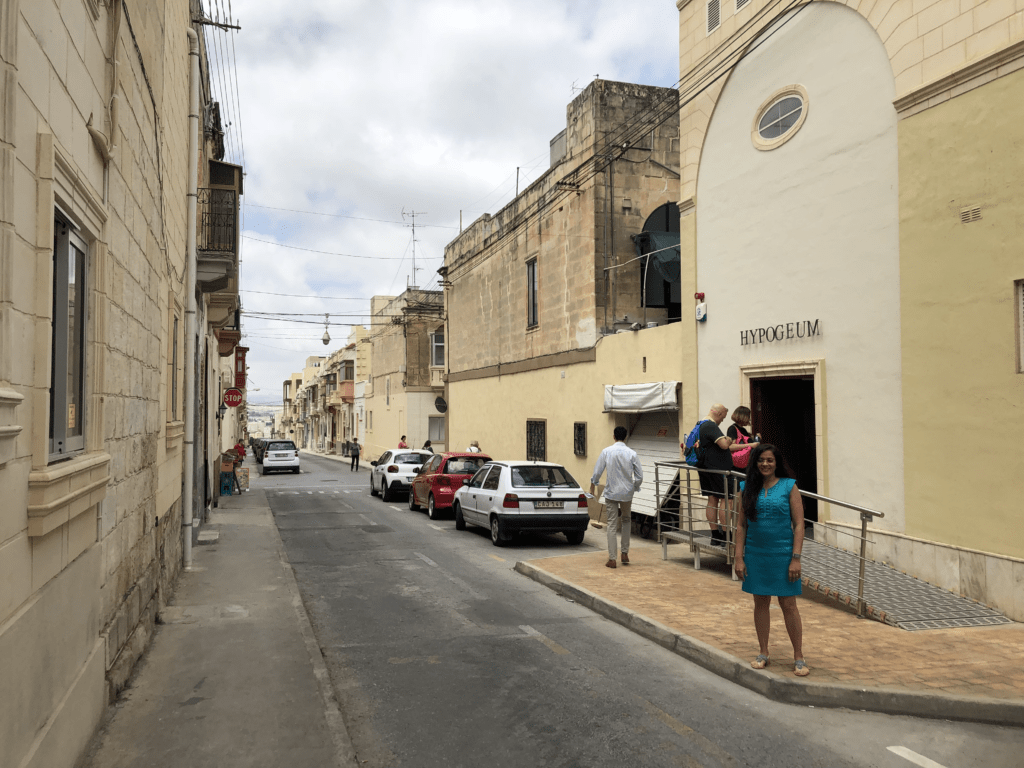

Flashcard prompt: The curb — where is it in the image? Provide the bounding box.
[514,560,1024,727]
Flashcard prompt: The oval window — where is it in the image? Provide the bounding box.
[751,85,808,151]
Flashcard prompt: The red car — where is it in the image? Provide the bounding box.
[408,452,493,520]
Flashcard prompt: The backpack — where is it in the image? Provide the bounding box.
[682,419,708,466]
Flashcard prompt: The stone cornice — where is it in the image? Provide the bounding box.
[28,452,111,537]
[895,39,1024,117]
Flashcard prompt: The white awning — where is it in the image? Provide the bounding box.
[603,381,679,413]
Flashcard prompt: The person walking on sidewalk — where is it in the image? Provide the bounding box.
[590,426,643,569]
[398,436,409,449]
[734,443,809,676]
[350,439,361,471]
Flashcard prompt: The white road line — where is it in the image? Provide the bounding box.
[389,505,403,511]
[887,747,947,768]
[428,524,444,531]
[519,624,539,636]
[415,552,438,567]
[358,514,377,526]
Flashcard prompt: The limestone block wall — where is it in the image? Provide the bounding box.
[445,80,680,376]
[0,1,203,766]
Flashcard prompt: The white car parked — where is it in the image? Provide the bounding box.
[261,440,300,474]
[452,461,589,547]
[370,449,433,502]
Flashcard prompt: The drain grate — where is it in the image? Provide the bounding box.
[801,540,1011,631]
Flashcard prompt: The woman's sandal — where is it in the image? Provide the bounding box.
[751,654,770,669]
[794,659,810,677]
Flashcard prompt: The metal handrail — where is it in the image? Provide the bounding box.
[654,460,887,619]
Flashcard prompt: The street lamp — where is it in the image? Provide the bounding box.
[217,402,227,421]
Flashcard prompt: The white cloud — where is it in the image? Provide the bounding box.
[212,0,679,402]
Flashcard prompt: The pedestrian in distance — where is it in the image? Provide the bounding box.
[590,426,643,569]
[422,440,433,453]
[734,443,809,676]
[398,436,409,449]
[350,439,361,471]
[466,440,481,453]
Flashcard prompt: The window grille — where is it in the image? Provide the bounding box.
[526,420,546,462]
[707,0,721,34]
[573,422,587,457]
[736,0,750,10]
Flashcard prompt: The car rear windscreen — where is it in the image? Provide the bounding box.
[267,442,296,451]
[511,465,579,488]
[445,457,490,474]
[394,453,426,464]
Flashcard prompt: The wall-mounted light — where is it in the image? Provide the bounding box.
[217,402,227,421]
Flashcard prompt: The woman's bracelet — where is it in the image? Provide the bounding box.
[791,553,801,560]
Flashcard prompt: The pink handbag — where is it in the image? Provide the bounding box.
[732,430,753,469]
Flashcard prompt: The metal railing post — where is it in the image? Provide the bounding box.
[857,511,870,618]
[655,464,662,540]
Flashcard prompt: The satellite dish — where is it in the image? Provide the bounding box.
[434,396,447,414]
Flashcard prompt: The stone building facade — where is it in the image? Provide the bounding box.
[441,80,685,486]
[362,289,446,459]
[0,2,241,766]
[675,0,1024,617]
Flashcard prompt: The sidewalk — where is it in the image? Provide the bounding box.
[76,483,357,768]
[516,536,1024,726]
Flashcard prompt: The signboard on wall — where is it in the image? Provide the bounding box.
[741,320,821,346]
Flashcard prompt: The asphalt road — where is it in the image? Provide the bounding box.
[259,452,1023,768]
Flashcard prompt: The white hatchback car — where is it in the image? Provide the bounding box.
[261,440,300,474]
[370,449,433,502]
[452,461,589,547]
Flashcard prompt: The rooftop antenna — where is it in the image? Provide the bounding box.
[401,209,426,289]
[571,75,599,95]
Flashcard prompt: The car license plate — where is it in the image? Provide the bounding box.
[535,500,563,509]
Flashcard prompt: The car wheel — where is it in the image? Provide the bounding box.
[370,477,378,497]
[427,494,441,520]
[408,488,420,511]
[454,502,466,531]
[382,481,393,502]
[490,516,507,547]
[565,530,585,545]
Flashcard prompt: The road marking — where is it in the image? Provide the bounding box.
[489,554,506,562]
[428,524,444,531]
[519,625,570,655]
[637,697,737,767]
[415,552,438,567]
[389,505,403,511]
[887,747,947,768]
[358,515,377,526]
[388,656,440,665]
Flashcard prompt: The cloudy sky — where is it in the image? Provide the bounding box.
[206,0,680,404]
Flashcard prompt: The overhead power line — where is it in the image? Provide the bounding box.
[247,203,459,229]
[242,236,443,260]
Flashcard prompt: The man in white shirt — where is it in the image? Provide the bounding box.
[590,426,643,568]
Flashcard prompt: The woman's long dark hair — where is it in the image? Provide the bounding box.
[741,443,793,521]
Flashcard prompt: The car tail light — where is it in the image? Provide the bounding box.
[578,494,588,509]
[502,493,519,509]
[294,451,299,458]
[387,465,398,473]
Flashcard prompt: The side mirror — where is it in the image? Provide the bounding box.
[370,461,378,467]
[414,466,423,474]
[462,478,470,486]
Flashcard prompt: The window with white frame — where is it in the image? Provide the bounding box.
[171,315,179,419]
[430,331,444,367]
[50,211,88,459]
[707,0,721,34]
[428,416,445,442]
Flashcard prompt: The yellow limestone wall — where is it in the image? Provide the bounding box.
[898,67,1024,561]
[447,322,692,482]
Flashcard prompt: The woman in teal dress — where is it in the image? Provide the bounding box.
[734,443,809,676]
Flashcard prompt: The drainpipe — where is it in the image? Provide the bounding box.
[183,27,200,569]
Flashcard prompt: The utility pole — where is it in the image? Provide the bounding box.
[402,209,426,288]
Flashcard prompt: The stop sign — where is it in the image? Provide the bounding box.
[223,388,244,407]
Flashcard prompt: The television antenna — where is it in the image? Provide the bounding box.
[401,209,427,288]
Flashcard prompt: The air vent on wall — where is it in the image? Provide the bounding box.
[736,0,751,9]
[707,0,721,34]
[959,206,982,223]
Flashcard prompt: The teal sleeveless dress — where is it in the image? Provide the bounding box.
[740,478,801,597]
